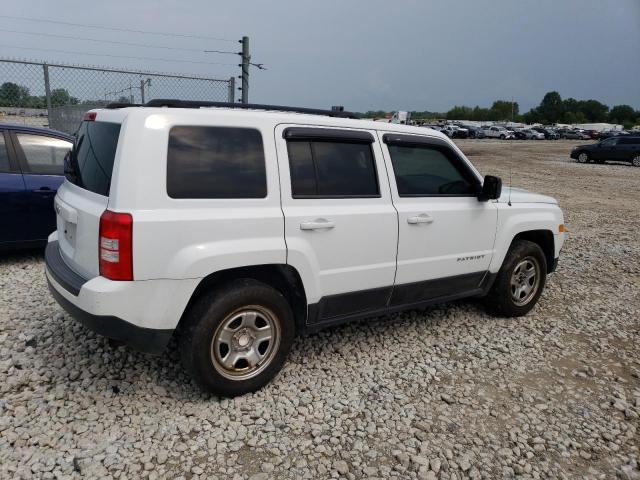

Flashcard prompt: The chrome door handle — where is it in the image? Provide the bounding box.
[300,219,335,230]
[407,214,434,225]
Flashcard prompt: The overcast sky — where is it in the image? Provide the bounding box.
[1,0,639,112]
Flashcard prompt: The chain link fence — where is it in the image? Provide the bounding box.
[0,58,235,133]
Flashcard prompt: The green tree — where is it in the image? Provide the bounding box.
[0,82,31,107]
[488,100,519,121]
[538,91,564,124]
[446,105,473,120]
[578,99,608,122]
[50,88,79,107]
[609,104,637,125]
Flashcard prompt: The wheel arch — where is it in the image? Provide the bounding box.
[178,264,308,334]
[511,229,555,273]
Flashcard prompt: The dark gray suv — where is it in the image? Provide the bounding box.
[570,136,640,166]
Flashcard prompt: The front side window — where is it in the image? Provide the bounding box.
[601,137,618,147]
[16,133,71,175]
[287,140,379,197]
[387,144,478,196]
[167,126,266,199]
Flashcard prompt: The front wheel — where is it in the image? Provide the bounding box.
[577,152,589,164]
[632,154,640,167]
[180,279,295,397]
[484,240,547,317]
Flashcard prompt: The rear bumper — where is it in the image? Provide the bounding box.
[47,279,173,354]
[45,240,197,354]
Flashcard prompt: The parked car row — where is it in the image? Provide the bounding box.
[422,122,639,142]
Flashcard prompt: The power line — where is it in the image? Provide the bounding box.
[0,28,239,54]
[0,44,238,67]
[0,14,237,42]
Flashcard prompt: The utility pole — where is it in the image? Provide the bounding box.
[239,36,250,103]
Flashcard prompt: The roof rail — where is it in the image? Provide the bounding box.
[105,102,142,109]
[143,99,361,119]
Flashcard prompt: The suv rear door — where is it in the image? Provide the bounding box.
[55,118,121,278]
[13,131,71,242]
[275,125,398,324]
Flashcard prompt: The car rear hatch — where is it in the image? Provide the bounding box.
[55,113,122,279]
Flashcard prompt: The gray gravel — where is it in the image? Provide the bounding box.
[1,140,639,479]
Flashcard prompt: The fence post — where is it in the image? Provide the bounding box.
[43,63,52,122]
[240,36,249,103]
[228,77,235,103]
[140,79,145,103]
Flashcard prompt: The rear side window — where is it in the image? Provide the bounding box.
[67,121,121,195]
[619,137,639,145]
[167,126,266,199]
[0,133,10,172]
[287,140,379,197]
[16,133,71,175]
[387,144,477,196]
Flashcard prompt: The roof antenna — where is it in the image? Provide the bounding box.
[508,96,514,206]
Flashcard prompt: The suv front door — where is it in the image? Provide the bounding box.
[595,137,619,161]
[276,125,398,324]
[380,133,497,306]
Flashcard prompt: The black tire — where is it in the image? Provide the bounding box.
[500,134,505,140]
[484,240,547,317]
[179,279,295,397]
[631,154,640,167]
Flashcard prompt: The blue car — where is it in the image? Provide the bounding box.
[1,123,73,250]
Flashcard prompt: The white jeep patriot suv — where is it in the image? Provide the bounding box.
[46,100,565,396]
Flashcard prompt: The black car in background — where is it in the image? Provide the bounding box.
[462,125,485,138]
[570,136,640,166]
[533,127,559,139]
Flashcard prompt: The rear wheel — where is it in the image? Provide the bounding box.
[632,154,640,167]
[180,279,295,397]
[484,240,547,317]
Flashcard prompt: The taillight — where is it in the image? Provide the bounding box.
[99,210,133,281]
[83,111,97,121]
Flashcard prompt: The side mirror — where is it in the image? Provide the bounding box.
[478,175,502,201]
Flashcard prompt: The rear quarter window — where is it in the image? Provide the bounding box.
[167,126,267,199]
[67,121,121,196]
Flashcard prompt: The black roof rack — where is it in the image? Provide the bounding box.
[139,99,361,119]
[105,102,142,109]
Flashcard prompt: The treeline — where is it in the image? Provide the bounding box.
[360,91,640,129]
[0,81,102,109]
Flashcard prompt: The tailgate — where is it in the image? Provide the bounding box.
[54,117,122,278]
[55,183,107,279]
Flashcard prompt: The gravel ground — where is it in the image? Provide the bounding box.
[1,139,639,479]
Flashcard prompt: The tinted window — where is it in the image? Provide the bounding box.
[167,126,266,199]
[287,140,379,197]
[0,133,9,172]
[619,137,640,145]
[388,144,477,196]
[67,121,121,195]
[601,138,618,146]
[16,133,71,175]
